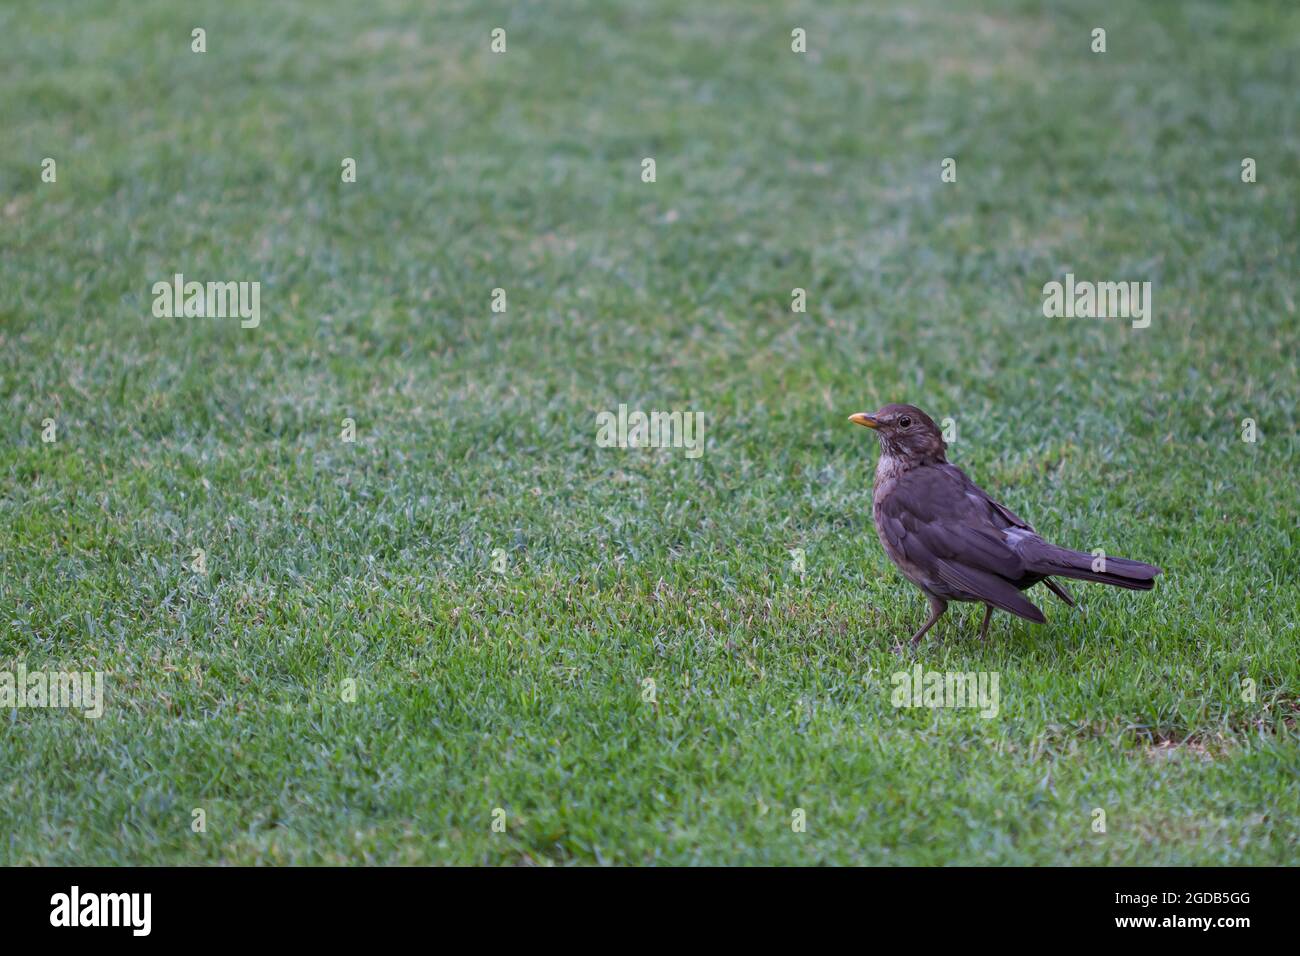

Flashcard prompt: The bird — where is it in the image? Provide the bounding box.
[848,403,1161,647]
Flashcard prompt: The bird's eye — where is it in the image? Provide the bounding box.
[899,416,911,428]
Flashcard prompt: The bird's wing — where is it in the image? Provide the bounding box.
[938,463,1036,533]
[933,561,1046,623]
[879,465,1045,622]
[938,464,1083,605]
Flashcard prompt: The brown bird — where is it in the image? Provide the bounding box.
[848,403,1161,646]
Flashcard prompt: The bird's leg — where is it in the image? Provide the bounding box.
[979,603,994,641]
[908,596,948,647]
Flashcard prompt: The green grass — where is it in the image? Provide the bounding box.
[1,0,1297,864]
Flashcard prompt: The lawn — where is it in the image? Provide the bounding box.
[1,0,1297,864]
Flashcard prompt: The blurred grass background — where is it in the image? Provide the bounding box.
[0,0,1297,863]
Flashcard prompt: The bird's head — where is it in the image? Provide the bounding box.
[848,403,947,465]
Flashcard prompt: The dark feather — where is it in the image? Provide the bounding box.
[934,560,1046,622]
[1043,578,1076,606]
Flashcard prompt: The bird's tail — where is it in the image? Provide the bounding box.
[1026,543,1161,591]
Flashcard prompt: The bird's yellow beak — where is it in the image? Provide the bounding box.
[848,413,879,429]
